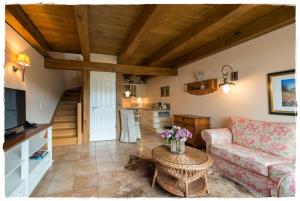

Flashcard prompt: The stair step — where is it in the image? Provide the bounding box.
[64,94,80,97]
[57,104,77,111]
[54,115,77,122]
[60,100,77,105]
[53,137,78,146]
[62,96,79,100]
[53,128,77,137]
[53,121,76,129]
[56,110,76,116]
[65,93,80,97]
[66,88,81,93]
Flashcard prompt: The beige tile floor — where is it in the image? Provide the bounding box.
[31,126,253,197]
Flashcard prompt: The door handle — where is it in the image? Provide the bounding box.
[92,106,98,111]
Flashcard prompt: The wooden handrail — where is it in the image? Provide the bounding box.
[77,102,82,144]
[77,87,83,144]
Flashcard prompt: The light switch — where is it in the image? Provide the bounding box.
[40,103,43,110]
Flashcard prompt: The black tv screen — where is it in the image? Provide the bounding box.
[4,88,26,131]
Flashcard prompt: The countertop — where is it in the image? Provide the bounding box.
[3,124,51,152]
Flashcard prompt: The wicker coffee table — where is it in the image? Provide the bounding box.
[152,145,213,197]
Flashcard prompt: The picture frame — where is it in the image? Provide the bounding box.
[267,69,296,116]
[160,86,170,97]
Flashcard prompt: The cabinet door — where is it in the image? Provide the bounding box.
[136,84,146,97]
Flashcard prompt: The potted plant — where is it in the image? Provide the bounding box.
[161,126,192,154]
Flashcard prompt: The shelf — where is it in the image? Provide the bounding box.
[5,166,22,196]
[184,79,218,96]
[29,153,50,174]
[5,159,24,178]
[5,125,52,197]
[5,146,22,177]
[29,138,48,157]
[6,178,25,196]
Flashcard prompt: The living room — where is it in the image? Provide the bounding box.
[1,0,298,199]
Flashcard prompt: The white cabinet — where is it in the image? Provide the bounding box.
[140,110,171,133]
[4,125,52,197]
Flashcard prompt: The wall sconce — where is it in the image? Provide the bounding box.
[219,65,238,94]
[12,54,31,81]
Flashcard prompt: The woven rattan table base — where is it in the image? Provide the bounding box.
[156,171,207,197]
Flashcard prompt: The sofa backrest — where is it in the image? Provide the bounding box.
[228,117,295,160]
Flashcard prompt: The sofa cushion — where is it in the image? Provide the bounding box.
[261,122,295,160]
[211,143,292,176]
[228,117,295,160]
[269,163,295,182]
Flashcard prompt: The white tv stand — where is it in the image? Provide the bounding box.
[4,124,52,197]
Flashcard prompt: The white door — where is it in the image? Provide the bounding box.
[90,72,116,141]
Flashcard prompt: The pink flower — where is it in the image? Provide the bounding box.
[272,124,291,136]
[269,143,287,151]
[260,134,271,143]
[246,123,259,132]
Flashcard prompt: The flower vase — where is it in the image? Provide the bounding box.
[170,140,185,154]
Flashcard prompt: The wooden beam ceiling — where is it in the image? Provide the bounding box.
[169,6,295,67]
[5,5,51,57]
[146,5,253,66]
[117,5,164,64]
[44,58,177,76]
[6,4,295,71]
[73,5,90,62]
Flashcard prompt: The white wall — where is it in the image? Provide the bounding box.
[63,71,83,90]
[90,53,117,64]
[4,23,65,124]
[146,24,296,128]
[48,51,83,90]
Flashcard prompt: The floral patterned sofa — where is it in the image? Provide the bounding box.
[201,117,295,197]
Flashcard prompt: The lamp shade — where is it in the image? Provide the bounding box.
[17,54,31,67]
[125,90,131,97]
[220,82,235,94]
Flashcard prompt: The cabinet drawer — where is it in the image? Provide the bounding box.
[174,116,195,125]
[195,118,210,126]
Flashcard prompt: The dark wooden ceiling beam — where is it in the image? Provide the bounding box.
[118,5,164,64]
[169,6,295,68]
[45,58,177,76]
[146,4,250,66]
[5,5,51,57]
[73,5,90,62]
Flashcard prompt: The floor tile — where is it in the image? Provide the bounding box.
[73,173,98,190]
[97,182,121,197]
[71,187,98,197]
[97,161,116,172]
[77,163,97,176]
[45,178,74,195]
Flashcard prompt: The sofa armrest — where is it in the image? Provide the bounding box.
[277,174,295,197]
[201,128,232,153]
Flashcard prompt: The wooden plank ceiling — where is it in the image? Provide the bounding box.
[6,4,295,71]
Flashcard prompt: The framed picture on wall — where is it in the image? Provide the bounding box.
[267,69,296,116]
[160,86,170,97]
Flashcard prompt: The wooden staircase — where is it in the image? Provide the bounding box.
[52,88,82,146]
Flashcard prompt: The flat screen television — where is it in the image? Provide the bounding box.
[4,88,26,137]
